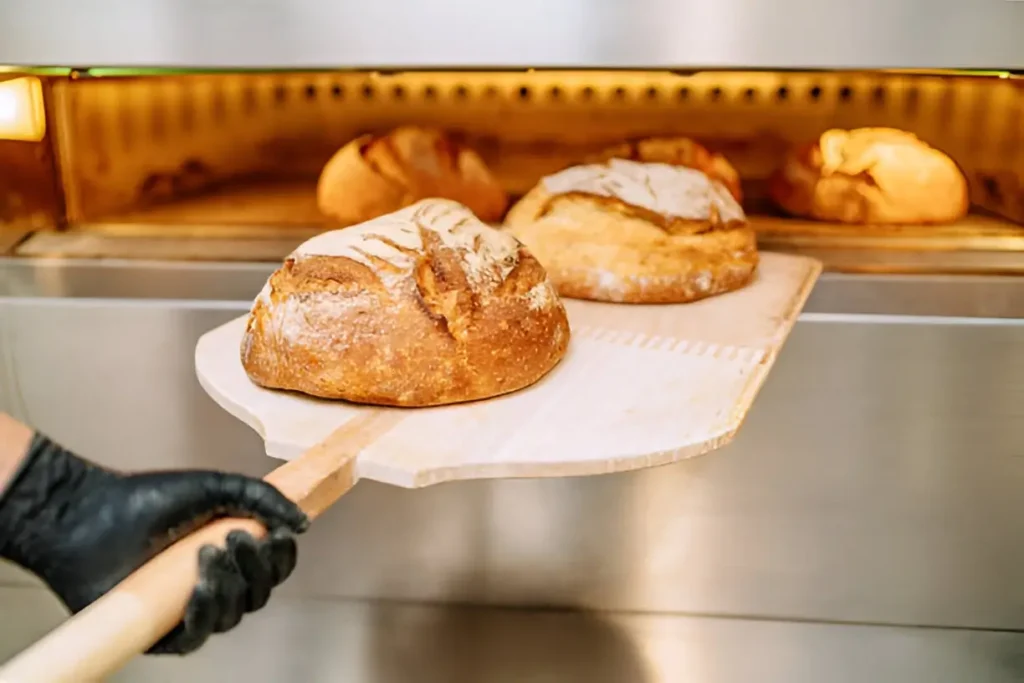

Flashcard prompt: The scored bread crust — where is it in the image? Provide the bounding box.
[588,136,743,202]
[242,199,570,407]
[770,127,969,224]
[316,126,509,226]
[504,159,759,304]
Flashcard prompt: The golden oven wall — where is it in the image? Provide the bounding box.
[3,68,1022,273]
[51,71,1024,221]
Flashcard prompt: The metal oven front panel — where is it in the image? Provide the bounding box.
[2,262,1022,634]
[0,0,1022,69]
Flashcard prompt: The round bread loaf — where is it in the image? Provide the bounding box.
[770,127,969,224]
[243,199,570,406]
[589,136,743,202]
[504,159,758,304]
[317,126,508,226]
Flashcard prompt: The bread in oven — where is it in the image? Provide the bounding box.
[503,159,758,304]
[589,136,743,202]
[770,127,969,224]
[316,126,509,226]
[243,199,569,406]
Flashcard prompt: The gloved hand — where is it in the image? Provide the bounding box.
[0,432,309,655]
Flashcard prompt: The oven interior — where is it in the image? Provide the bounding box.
[1,68,1023,273]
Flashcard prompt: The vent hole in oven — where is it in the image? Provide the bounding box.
[180,97,195,132]
[808,85,822,101]
[423,85,437,101]
[150,106,166,140]
[839,86,853,102]
[612,86,627,101]
[211,89,227,123]
[776,86,789,101]
[331,84,344,99]
[549,86,563,101]
[361,84,375,100]
[905,87,920,114]
[392,84,406,100]
[273,85,287,106]
[645,86,659,101]
[580,86,595,101]
[708,87,723,102]
[743,87,756,102]
[482,85,499,99]
[118,109,134,151]
[518,86,532,101]
[454,85,469,100]
[938,85,955,122]
[304,84,317,100]
[242,86,258,114]
[872,86,886,105]
[85,112,103,149]
[677,86,690,101]
[981,174,1003,205]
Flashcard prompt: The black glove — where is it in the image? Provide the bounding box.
[0,432,309,655]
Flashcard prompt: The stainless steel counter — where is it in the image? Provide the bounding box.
[1,257,1023,680]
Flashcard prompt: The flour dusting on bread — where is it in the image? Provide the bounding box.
[541,159,745,223]
[295,199,522,290]
[525,281,557,311]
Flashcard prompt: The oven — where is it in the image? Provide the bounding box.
[1,2,1023,681]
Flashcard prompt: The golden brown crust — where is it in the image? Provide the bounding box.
[770,127,969,224]
[316,126,509,226]
[504,160,759,304]
[242,199,569,407]
[588,137,743,203]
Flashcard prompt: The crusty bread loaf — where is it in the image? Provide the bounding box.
[770,127,969,224]
[589,136,743,202]
[317,126,509,226]
[504,159,758,304]
[243,199,569,406]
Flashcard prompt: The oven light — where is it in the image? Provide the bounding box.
[0,76,45,142]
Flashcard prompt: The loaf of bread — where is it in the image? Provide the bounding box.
[770,128,969,224]
[243,199,569,406]
[504,159,758,304]
[317,126,509,226]
[589,136,743,202]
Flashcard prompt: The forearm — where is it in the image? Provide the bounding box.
[0,412,33,492]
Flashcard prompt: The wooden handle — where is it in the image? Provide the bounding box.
[0,414,387,683]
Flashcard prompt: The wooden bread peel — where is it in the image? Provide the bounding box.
[0,252,820,683]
